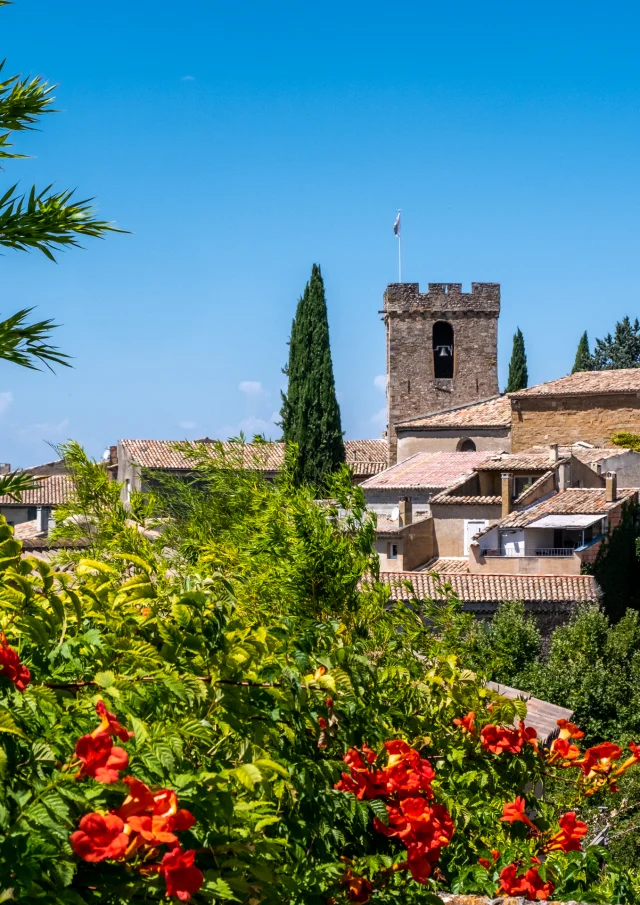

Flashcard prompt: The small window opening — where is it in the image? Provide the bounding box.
[458,439,476,452]
[433,321,454,378]
[388,543,398,560]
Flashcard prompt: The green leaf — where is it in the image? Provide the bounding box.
[94,670,115,688]
[253,758,290,779]
[0,709,27,739]
[368,798,389,825]
[232,763,263,790]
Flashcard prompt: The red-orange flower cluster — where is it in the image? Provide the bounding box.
[335,741,453,885]
[453,711,475,736]
[498,862,554,901]
[70,703,202,901]
[340,869,373,904]
[74,701,133,784]
[480,720,537,755]
[0,632,30,692]
[478,849,499,871]
[545,812,588,853]
[499,796,536,830]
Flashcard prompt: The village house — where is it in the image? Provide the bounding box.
[115,438,387,502]
[371,444,611,570]
[378,567,600,637]
[0,474,74,535]
[470,476,637,577]
[510,369,640,452]
[394,395,512,461]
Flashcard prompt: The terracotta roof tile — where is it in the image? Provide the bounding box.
[396,395,512,429]
[0,475,74,506]
[421,557,470,573]
[512,369,640,398]
[120,439,387,477]
[378,571,600,604]
[497,487,638,530]
[478,452,568,471]
[361,451,490,491]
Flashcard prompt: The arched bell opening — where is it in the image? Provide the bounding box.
[433,321,454,379]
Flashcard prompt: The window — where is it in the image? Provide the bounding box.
[388,543,398,560]
[458,438,476,452]
[27,507,37,521]
[514,475,536,497]
[433,321,454,378]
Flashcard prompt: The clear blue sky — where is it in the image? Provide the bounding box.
[2,0,639,466]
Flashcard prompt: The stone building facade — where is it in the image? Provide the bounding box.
[383,282,500,464]
[510,370,640,452]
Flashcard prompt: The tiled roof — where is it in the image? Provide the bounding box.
[0,475,74,506]
[430,475,501,506]
[378,571,600,604]
[512,369,640,399]
[496,487,638,530]
[396,395,512,429]
[421,557,470,574]
[120,439,387,477]
[361,451,490,491]
[478,452,568,472]
[375,515,431,537]
[486,681,573,742]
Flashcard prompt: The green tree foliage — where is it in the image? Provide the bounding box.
[612,432,640,453]
[471,601,541,687]
[0,448,636,903]
[505,328,528,393]
[592,316,640,370]
[280,264,345,489]
[572,331,592,373]
[588,503,640,622]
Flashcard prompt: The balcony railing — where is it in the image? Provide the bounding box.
[533,548,574,557]
[481,548,574,558]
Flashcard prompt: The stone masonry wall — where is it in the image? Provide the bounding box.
[384,283,500,464]
[511,394,640,452]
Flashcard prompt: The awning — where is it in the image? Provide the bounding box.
[526,513,605,530]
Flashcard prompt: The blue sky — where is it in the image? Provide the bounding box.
[2,0,640,466]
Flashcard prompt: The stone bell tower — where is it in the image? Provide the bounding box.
[383,282,500,464]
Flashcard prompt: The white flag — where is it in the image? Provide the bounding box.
[393,211,401,237]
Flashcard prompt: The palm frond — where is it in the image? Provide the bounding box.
[0,184,126,258]
[0,307,71,370]
[0,470,40,501]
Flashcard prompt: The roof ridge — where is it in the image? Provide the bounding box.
[394,395,506,426]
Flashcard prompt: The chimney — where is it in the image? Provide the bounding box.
[558,462,570,491]
[549,443,559,463]
[398,496,413,527]
[501,473,514,518]
[606,471,617,503]
[109,445,118,467]
[0,463,10,475]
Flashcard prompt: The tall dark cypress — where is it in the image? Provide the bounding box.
[505,328,528,393]
[280,264,345,488]
[571,331,592,373]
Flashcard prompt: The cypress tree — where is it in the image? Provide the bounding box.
[280,264,345,488]
[505,328,528,393]
[571,331,592,373]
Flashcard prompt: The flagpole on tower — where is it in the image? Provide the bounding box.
[393,209,402,282]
